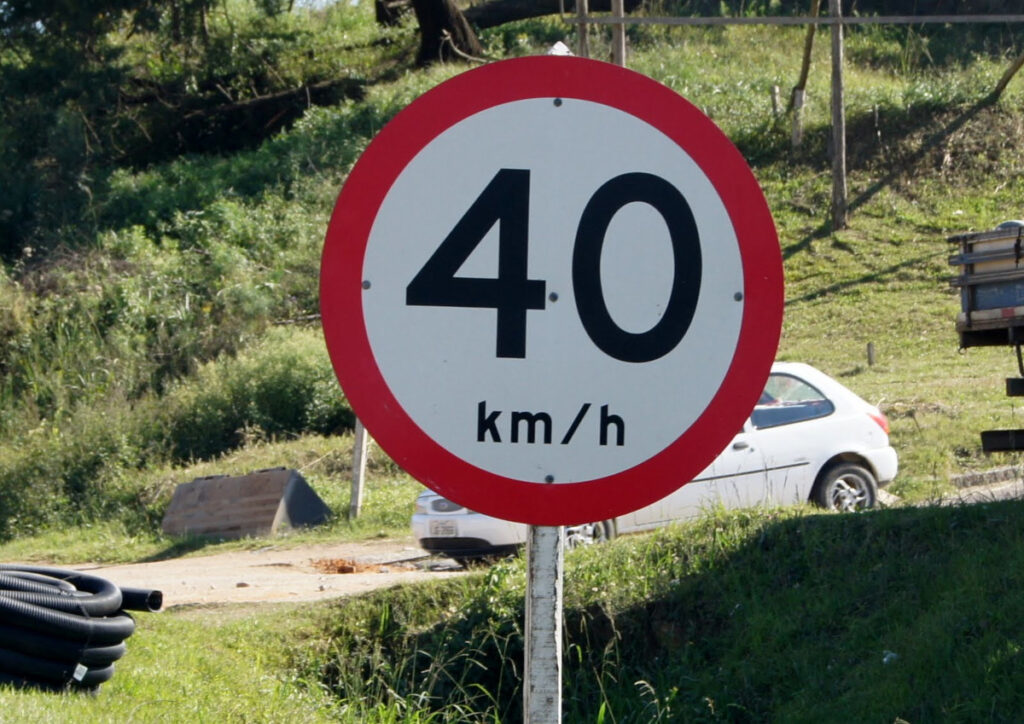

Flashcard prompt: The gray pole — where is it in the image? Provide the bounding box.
[524,525,564,722]
[350,419,368,518]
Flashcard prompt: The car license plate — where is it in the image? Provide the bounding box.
[429,520,458,537]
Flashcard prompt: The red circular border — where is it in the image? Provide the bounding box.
[321,56,783,526]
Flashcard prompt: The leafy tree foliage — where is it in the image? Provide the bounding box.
[0,0,315,257]
[0,0,159,47]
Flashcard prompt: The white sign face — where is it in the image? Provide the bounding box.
[321,56,782,525]
[362,98,742,484]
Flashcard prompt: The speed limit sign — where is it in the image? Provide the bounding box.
[320,56,783,526]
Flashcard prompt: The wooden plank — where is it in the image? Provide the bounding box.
[948,227,1024,245]
[957,308,1024,329]
[949,249,1024,266]
[951,269,1024,287]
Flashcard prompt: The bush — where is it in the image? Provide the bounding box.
[305,565,526,721]
[0,399,158,540]
[0,325,352,539]
[164,326,353,461]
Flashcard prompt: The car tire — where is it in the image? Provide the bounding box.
[564,520,616,549]
[811,463,878,512]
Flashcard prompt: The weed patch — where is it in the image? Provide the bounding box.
[302,505,1024,721]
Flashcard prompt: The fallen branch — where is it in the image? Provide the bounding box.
[986,47,1024,104]
[464,0,642,30]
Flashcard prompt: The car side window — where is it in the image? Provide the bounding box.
[750,373,835,429]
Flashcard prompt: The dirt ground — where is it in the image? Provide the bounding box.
[69,537,467,610]
[60,478,1024,612]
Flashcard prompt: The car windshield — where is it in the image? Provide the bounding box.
[750,373,834,429]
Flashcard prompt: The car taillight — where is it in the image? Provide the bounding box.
[868,409,890,435]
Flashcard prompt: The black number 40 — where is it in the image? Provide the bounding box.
[405,168,702,363]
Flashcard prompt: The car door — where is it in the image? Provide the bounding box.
[704,422,770,509]
[627,458,715,529]
[625,424,767,530]
[746,371,835,504]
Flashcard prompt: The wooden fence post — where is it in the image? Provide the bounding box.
[792,88,806,148]
[789,0,819,112]
[576,0,590,58]
[611,0,626,66]
[829,0,848,230]
[350,419,369,519]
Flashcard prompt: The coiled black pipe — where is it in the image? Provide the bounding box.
[0,564,162,692]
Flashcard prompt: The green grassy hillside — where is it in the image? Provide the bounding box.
[4,3,1024,719]
[1,6,1024,550]
[303,502,1024,721]
[4,504,1024,721]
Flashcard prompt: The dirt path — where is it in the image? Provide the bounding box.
[69,537,467,609]
[60,479,1024,611]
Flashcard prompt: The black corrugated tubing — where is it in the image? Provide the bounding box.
[0,564,163,692]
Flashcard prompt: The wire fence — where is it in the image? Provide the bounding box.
[573,13,1024,26]
[565,6,1024,228]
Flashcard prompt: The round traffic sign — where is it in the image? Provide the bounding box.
[321,56,783,526]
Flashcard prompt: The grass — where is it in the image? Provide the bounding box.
[8,502,1024,721]
[0,602,341,722]
[7,8,1024,722]
[0,432,422,564]
[4,20,1024,542]
[4,18,1024,539]
[297,502,1024,721]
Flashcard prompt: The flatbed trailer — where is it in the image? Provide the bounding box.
[949,223,1024,348]
[949,222,1024,451]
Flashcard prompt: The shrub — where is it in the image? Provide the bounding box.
[164,326,353,462]
[0,399,159,540]
[0,325,352,539]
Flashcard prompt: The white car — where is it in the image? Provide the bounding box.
[411,362,898,564]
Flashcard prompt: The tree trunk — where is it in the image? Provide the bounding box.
[788,0,820,112]
[171,0,183,43]
[376,0,411,26]
[411,0,484,65]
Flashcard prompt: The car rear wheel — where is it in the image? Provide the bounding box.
[565,520,615,549]
[812,463,878,512]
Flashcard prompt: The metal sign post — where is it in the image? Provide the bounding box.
[524,526,564,722]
